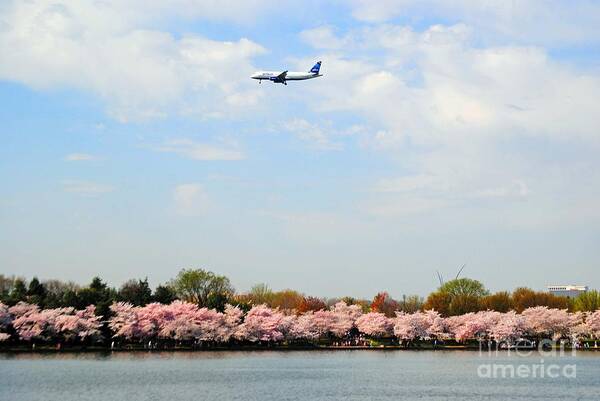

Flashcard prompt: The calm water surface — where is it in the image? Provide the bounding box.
[1,350,599,400]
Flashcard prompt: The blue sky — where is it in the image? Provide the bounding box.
[1,0,599,298]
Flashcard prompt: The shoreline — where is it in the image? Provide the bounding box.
[2,345,599,353]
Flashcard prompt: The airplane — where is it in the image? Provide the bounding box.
[251,61,322,85]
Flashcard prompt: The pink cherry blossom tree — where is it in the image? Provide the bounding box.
[394,311,436,341]
[445,311,503,342]
[290,311,321,341]
[54,305,102,342]
[136,302,167,340]
[8,302,39,318]
[329,302,362,338]
[11,307,64,341]
[214,304,244,342]
[309,310,336,338]
[160,315,199,341]
[424,310,447,339]
[192,307,223,342]
[578,310,600,347]
[489,311,526,344]
[355,312,392,337]
[278,314,298,340]
[11,305,101,343]
[158,301,202,341]
[109,302,141,340]
[522,306,581,341]
[6,297,598,348]
[110,301,240,344]
[584,310,600,339]
[235,304,286,342]
[331,302,363,320]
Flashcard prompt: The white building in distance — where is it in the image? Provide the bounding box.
[547,285,588,298]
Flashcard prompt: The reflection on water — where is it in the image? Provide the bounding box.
[1,351,599,401]
[1,350,253,361]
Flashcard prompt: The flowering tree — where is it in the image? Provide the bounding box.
[522,306,582,340]
[8,302,45,341]
[6,297,600,348]
[394,311,436,341]
[569,311,600,347]
[236,305,286,342]
[109,302,141,340]
[8,302,39,318]
[489,311,526,344]
[193,307,224,342]
[329,302,362,337]
[53,305,102,342]
[310,310,336,338]
[10,305,101,343]
[298,302,362,340]
[445,311,504,342]
[214,304,243,342]
[355,312,392,337]
[111,301,194,342]
[133,302,166,340]
[290,311,320,340]
[12,307,64,341]
[109,301,243,344]
[158,301,203,341]
[583,310,600,340]
[279,314,298,340]
[160,315,199,341]
[467,311,501,341]
[424,310,447,339]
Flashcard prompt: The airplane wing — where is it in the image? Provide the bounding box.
[276,70,288,80]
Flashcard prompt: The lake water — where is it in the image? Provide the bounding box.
[1,350,599,400]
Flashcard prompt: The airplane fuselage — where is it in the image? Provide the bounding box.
[251,61,323,85]
[251,71,322,82]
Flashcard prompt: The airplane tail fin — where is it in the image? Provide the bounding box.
[309,61,322,74]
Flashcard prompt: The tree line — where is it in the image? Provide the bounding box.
[1,270,599,321]
[2,300,600,348]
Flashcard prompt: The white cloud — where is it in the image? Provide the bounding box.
[300,26,352,50]
[348,0,600,46]
[364,196,447,218]
[375,175,446,193]
[282,119,344,151]
[0,0,266,121]
[294,22,600,223]
[104,0,280,25]
[153,138,244,160]
[62,180,114,196]
[303,25,600,145]
[375,174,530,201]
[173,183,209,216]
[474,180,530,199]
[64,153,97,161]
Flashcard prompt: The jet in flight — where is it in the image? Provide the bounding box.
[251,61,322,85]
